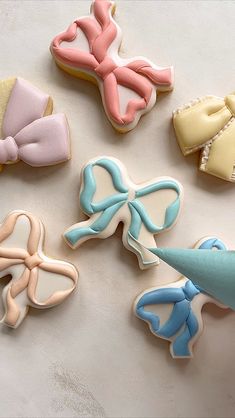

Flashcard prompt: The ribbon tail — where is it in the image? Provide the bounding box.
[127,231,159,269]
[64,201,125,248]
[157,299,189,338]
[171,309,199,358]
[136,288,186,332]
[138,66,174,91]
[2,268,30,328]
[103,74,124,125]
[126,61,174,91]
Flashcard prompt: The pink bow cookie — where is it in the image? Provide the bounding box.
[0,77,71,170]
[0,210,78,328]
[51,0,174,132]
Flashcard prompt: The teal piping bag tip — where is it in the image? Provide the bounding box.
[148,247,235,310]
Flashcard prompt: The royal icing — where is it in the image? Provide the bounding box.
[0,210,78,328]
[50,0,174,132]
[63,156,183,269]
[0,77,71,170]
[134,237,231,358]
[173,93,235,182]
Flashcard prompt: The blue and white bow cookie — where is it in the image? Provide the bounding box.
[134,237,229,358]
[64,156,183,269]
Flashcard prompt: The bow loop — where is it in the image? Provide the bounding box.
[13,114,70,167]
[174,94,235,155]
[0,77,70,169]
[225,94,235,116]
[126,61,173,87]
[2,78,51,138]
[173,93,235,181]
[128,180,181,256]
[80,158,129,215]
[135,280,200,357]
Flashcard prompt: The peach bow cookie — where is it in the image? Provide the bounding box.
[0,211,78,328]
[173,93,235,182]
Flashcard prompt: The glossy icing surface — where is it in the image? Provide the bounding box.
[2,2,235,415]
[134,237,228,358]
[64,156,183,269]
[173,94,235,182]
[0,210,78,328]
[0,77,70,169]
[51,0,174,132]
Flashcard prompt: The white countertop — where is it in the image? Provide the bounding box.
[0,1,235,417]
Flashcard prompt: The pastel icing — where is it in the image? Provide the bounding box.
[173,93,235,182]
[134,237,228,358]
[0,210,78,328]
[64,156,183,270]
[50,0,174,133]
[0,77,71,170]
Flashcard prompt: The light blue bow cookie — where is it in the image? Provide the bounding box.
[134,237,227,358]
[64,157,183,269]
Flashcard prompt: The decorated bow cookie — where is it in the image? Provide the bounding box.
[0,77,70,170]
[134,237,232,358]
[173,93,235,182]
[51,0,174,133]
[0,211,78,328]
[64,156,183,270]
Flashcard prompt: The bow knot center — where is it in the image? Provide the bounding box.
[225,95,235,116]
[95,56,117,80]
[0,136,18,164]
[25,253,42,270]
[128,188,136,202]
[183,281,200,301]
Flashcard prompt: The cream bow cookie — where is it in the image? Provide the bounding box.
[64,156,183,269]
[0,211,78,328]
[173,93,235,182]
[0,77,70,171]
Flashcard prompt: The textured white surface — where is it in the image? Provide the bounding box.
[0,1,235,417]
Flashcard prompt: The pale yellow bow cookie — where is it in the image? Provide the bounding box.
[173,93,235,182]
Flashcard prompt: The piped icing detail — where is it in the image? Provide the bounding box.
[51,0,174,132]
[0,77,70,169]
[64,156,183,270]
[134,237,228,358]
[0,210,78,328]
[173,93,235,182]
